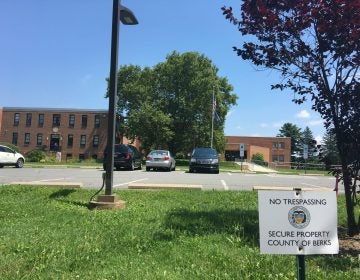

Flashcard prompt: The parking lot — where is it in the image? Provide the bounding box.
[0,167,341,192]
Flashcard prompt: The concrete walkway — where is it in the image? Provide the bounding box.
[236,162,278,173]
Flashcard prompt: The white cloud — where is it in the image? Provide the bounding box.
[272,122,283,128]
[307,119,324,126]
[296,110,311,119]
[260,123,268,128]
[315,135,323,145]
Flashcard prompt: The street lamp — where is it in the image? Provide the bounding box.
[91,0,138,209]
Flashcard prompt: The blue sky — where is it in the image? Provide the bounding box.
[0,0,325,142]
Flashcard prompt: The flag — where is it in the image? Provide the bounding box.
[212,96,221,123]
[213,111,221,123]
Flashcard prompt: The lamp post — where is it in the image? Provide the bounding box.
[91,0,138,209]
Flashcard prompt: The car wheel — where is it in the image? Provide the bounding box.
[168,164,172,172]
[146,167,150,171]
[115,166,121,171]
[138,161,142,170]
[16,158,24,168]
[0,165,4,168]
[103,163,106,170]
[172,165,176,171]
[189,168,193,173]
[130,162,135,171]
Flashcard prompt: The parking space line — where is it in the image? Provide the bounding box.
[227,173,232,176]
[221,180,229,191]
[114,178,148,187]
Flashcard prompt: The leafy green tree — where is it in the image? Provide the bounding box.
[251,152,265,163]
[320,129,341,169]
[223,1,360,235]
[301,126,317,161]
[113,51,237,155]
[277,123,302,160]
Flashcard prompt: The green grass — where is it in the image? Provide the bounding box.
[0,186,358,279]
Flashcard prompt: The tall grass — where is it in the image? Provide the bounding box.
[0,186,358,279]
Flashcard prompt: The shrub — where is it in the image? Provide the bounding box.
[26,149,46,162]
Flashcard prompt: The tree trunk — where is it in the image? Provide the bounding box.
[342,165,358,236]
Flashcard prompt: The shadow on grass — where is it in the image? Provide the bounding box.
[155,208,259,246]
[49,189,90,209]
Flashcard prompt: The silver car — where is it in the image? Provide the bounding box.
[145,150,176,171]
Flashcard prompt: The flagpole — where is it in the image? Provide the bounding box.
[211,86,214,148]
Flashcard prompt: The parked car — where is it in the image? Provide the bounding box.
[189,147,219,174]
[103,144,142,171]
[145,150,176,171]
[0,145,25,168]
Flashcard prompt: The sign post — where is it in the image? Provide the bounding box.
[303,144,308,174]
[239,143,245,171]
[258,189,338,280]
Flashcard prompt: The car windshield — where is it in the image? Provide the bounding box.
[192,148,217,157]
[150,150,168,156]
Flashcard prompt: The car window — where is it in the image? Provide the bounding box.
[114,145,129,153]
[193,148,217,157]
[150,150,168,156]
[0,146,5,152]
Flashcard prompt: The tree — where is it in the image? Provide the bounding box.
[301,126,317,161]
[277,123,302,160]
[112,51,237,155]
[320,128,341,170]
[222,1,360,235]
[252,152,265,163]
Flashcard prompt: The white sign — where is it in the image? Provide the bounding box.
[239,143,245,157]
[258,190,339,255]
[303,144,309,160]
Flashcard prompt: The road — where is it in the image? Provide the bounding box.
[0,167,342,192]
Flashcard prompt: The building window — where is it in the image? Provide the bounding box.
[79,154,85,160]
[94,115,101,128]
[24,133,30,145]
[80,135,86,147]
[53,114,61,127]
[12,132,18,145]
[278,155,285,162]
[278,142,285,149]
[26,113,32,126]
[38,114,44,127]
[69,114,75,128]
[272,155,278,162]
[81,115,88,128]
[13,113,20,126]
[272,142,278,149]
[67,134,74,147]
[37,133,43,146]
[93,135,99,147]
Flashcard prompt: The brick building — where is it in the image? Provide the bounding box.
[224,136,291,164]
[0,107,139,161]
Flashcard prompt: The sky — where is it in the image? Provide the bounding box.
[0,0,326,143]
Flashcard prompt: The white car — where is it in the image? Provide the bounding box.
[145,150,176,171]
[0,145,25,168]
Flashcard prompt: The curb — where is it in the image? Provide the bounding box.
[128,183,202,190]
[10,181,82,188]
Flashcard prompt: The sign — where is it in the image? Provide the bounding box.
[239,143,245,158]
[258,190,339,255]
[303,144,309,160]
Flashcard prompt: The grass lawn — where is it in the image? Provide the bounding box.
[0,186,358,279]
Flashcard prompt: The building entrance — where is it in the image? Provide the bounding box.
[50,134,60,151]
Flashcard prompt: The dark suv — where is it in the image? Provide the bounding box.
[103,144,142,171]
[189,147,219,174]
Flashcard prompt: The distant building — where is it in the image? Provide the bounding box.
[0,107,139,161]
[224,136,291,164]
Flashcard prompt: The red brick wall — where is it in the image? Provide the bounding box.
[225,136,291,163]
[0,107,109,160]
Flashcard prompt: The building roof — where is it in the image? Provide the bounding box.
[1,107,108,113]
